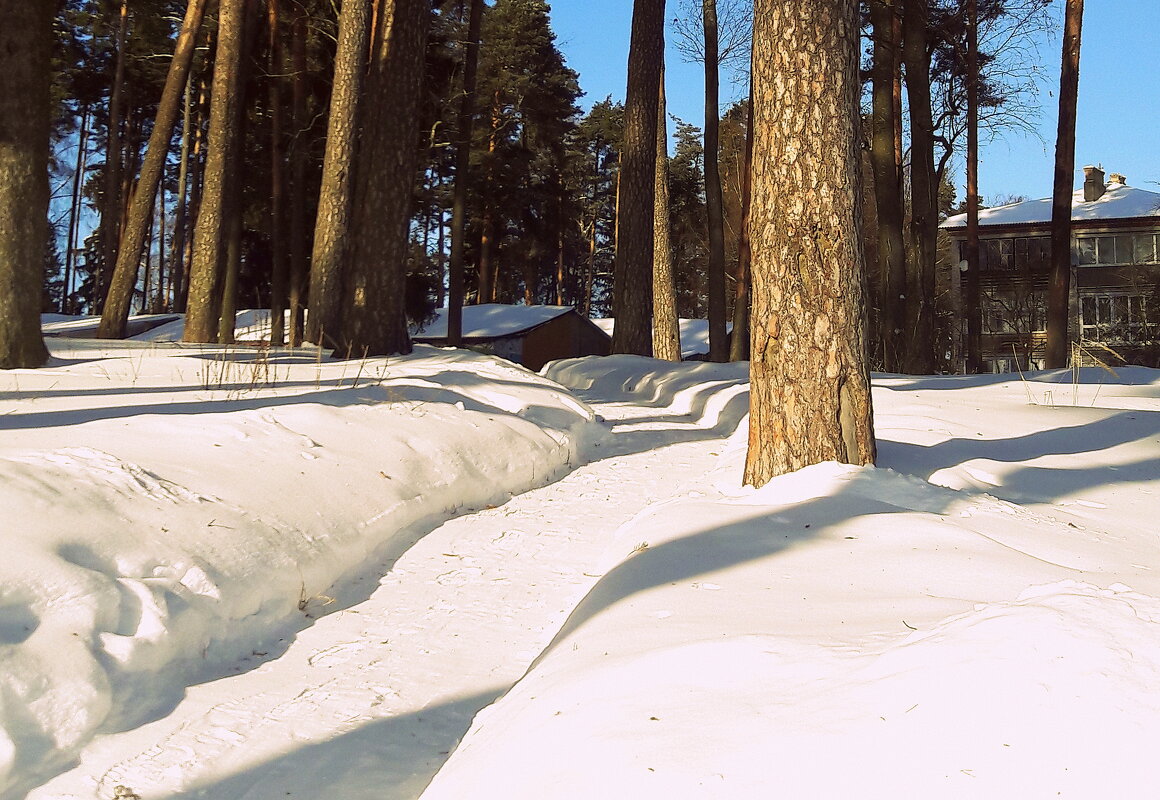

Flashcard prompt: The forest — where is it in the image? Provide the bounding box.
[1,0,1075,481]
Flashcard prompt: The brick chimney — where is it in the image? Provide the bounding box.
[1083,164,1106,201]
[1109,172,1127,187]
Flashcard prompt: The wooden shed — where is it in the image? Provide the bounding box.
[412,304,611,371]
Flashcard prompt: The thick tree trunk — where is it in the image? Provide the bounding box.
[334,0,430,357]
[702,0,728,362]
[612,0,665,356]
[99,0,208,338]
[744,0,876,486]
[0,0,51,369]
[652,64,680,362]
[1046,0,1083,369]
[868,0,907,372]
[901,0,937,373]
[728,92,753,363]
[184,0,252,343]
[306,0,372,347]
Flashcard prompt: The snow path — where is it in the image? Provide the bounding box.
[31,395,732,800]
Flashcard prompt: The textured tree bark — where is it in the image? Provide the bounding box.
[1046,0,1083,369]
[446,0,484,346]
[652,64,680,362]
[744,0,876,486]
[184,0,252,343]
[476,91,501,305]
[901,0,936,373]
[334,0,430,357]
[99,0,208,338]
[0,0,51,369]
[611,0,665,356]
[306,0,372,347]
[702,0,728,362]
[868,0,907,372]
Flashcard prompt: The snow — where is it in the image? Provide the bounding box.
[410,304,575,339]
[5,331,1160,799]
[592,318,731,359]
[942,182,1160,228]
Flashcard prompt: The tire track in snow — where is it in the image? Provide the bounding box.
[31,399,734,800]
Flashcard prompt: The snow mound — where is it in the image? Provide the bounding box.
[0,341,604,798]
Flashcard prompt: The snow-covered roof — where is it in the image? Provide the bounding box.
[942,182,1160,229]
[412,304,578,340]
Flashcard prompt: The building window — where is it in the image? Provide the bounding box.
[1080,292,1159,342]
[1076,233,1160,267]
[982,288,1046,334]
[978,236,1050,272]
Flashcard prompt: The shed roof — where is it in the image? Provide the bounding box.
[942,182,1160,230]
[412,304,577,340]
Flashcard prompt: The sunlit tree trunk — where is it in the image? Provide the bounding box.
[184,0,252,343]
[652,64,680,362]
[744,0,876,485]
[100,0,208,338]
[306,0,372,347]
[287,11,309,346]
[702,0,727,362]
[334,0,430,357]
[1046,0,1083,369]
[964,0,982,373]
[612,0,665,356]
[0,0,51,369]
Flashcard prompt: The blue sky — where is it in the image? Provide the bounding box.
[550,1,1160,204]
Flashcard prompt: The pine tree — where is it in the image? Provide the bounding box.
[744,0,875,485]
[0,0,52,369]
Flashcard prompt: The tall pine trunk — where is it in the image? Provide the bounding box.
[99,0,130,311]
[287,12,309,346]
[99,0,208,338]
[869,0,906,371]
[1046,0,1083,368]
[702,0,728,362]
[334,0,430,357]
[64,105,90,313]
[306,0,372,346]
[744,0,876,485]
[612,0,665,356]
[901,0,937,373]
[446,0,483,346]
[727,92,753,362]
[652,63,680,362]
[184,0,252,343]
[0,0,51,369]
[267,0,288,345]
[964,0,982,372]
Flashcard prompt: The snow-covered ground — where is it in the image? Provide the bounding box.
[5,331,1160,799]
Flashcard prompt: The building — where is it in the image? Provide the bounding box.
[941,166,1160,372]
[412,304,611,371]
